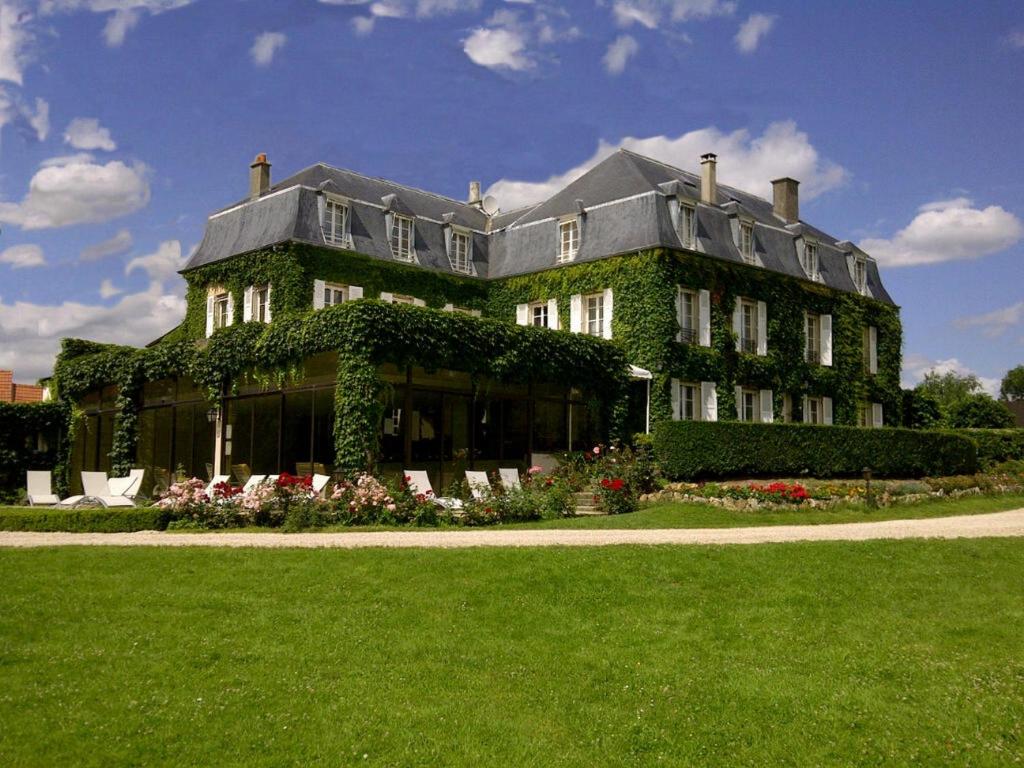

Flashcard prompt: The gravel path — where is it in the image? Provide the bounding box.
[2,509,1024,549]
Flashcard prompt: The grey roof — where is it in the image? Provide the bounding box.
[182,150,894,304]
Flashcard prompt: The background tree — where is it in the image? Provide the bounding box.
[947,394,1015,429]
[915,370,982,412]
[1001,365,1024,402]
[901,388,942,429]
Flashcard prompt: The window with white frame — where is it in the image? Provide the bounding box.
[858,402,870,428]
[802,241,819,279]
[740,221,755,264]
[738,388,758,422]
[449,230,471,274]
[678,288,698,344]
[530,301,549,328]
[213,291,230,330]
[805,313,821,364]
[805,395,824,425]
[739,298,757,354]
[677,381,699,421]
[253,284,270,323]
[853,257,867,293]
[679,203,696,249]
[584,293,604,337]
[324,282,348,307]
[390,214,414,261]
[558,219,579,263]
[323,198,349,246]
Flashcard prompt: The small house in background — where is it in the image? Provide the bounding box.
[0,370,45,403]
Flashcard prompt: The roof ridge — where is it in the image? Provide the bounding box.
[298,162,481,212]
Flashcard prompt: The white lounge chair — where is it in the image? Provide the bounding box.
[465,470,492,500]
[78,471,135,508]
[312,473,331,496]
[26,470,61,506]
[266,474,279,486]
[403,470,463,510]
[499,467,522,491]
[108,468,145,500]
[242,474,266,493]
[204,475,230,499]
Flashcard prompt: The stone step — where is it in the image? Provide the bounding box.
[573,490,607,516]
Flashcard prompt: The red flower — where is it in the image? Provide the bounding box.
[611,478,624,491]
[601,478,611,488]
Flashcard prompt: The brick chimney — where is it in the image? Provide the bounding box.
[771,177,800,223]
[700,153,717,204]
[468,181,482,206]
[250,153,271,200]
[0,370,12,403]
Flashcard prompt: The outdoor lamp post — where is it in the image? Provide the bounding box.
[863,466,875,508]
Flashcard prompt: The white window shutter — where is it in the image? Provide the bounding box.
[674,287,683,342]
[823,397,833,425]
[443,226,452,259]
[317,194,326,238]
[312,279,325,310]
[443,303,454,312]
[872,402,883,428]
[380,292,394,303]
[701,381,717,422]
[602,288,613,339]
[412,297,426,307]
[570,294,583,334]
[670,379,680,420]
[802,396,811,424]
[205,294,214,337]
[265,285,272,322]
[384,212,394,249]
[820,314,832,367]
[243,286,253,323]
[547,298,559,330]
[516,303,529,326]
[698,289,711,347]
[759,389,774,423]
[226,293,234,327]
[409,219,416,259]
[349,285,363,300]
[756,301,767,355]
[869,326,878,374]
[734,385,743,420]
[732,302,742,352]
[667,197,681,233]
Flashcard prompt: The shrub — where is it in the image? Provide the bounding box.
[0,506,169,532]
[596,477,637,515]
[948,395,1015,429]
[653,421,979,481]
[902,389,941,429]
[949,428,1024,467]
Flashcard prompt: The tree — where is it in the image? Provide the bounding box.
[1001,365,1024,402]
[901,388,941,429]
[915,370,983,413]
[948,394,1015,429]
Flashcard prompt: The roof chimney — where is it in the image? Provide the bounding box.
[771,177,800,223]
[700,153,717,204]
[249,153,271,200]
[468,180,482,206]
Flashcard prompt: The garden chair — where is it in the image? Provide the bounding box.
[499,468,522,491]
[464,470,492,501]
[108,469,145,501]
[75,472,136,508]
[242,474,266,493]
[403,470,463,510]
[295,462,313,477]
[313,463,327,476]
[312,474,331,497]
[25,470,61,506]
[231,464,252,486]
[204,475,230,499]
[266,475,279,486]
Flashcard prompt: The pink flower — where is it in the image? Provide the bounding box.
[386,503,396,512]
[592,446,601,455]
[528,465,543,475]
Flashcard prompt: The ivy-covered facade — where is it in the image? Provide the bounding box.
[59,149,901,493]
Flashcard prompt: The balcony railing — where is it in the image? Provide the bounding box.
[740,337,757,355]
[679,327,698,345]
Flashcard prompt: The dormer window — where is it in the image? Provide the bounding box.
[449,229,471,274]
[679,203,696,249]
[802,241,819,280]
[740,221,755,264]
[323,197,350,246]
[853,257,867,293]
[390,214,414,262]
[558,219,579,263]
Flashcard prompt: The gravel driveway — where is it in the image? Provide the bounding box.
[2,509,1024,549]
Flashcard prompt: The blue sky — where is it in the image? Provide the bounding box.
[1,0,1022,389]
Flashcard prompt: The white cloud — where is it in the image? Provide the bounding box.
[38,1,197,46]
[250,31,286,66]
[735,12,776,53]
[125,239,184,283]
[0,89,47,141]
[0,281,186,380]
[954,300,1024,339]
[103,8,139,45]
[98,278,122,299]
[80,228,133,262]
[603,34,638,74]
[464,26,531,71]
[859,197,1023,267]
[27,96,48,140]
[63,116,117,151]
[1006,30,1024,49]
[0,1,32,85]
[327,0,479,33]
[611,0,735,28]
[462,6,577,72]
[902,353,1000,397]
[0,156,150,230]
[0,243,45,269]
[486,120,848,210]
[351,15,375,34]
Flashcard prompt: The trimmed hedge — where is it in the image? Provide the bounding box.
[951,429,1024,467]
[653,421,979,480]
[0,401,70,499]
[0,506,169,533]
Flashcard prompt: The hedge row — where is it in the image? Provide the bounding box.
[949,429,1024,467]
[653,421,979,480]
[0,507,169,533]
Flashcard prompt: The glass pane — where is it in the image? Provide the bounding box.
[251,395,281,474]
[191,407,214,482]
[533,399,566,453]
[379,385,405,465]
[473,398,501,463]
[226,398,253,475]
[98,413,115,473]
[502,399,529,464]
[410,391,442,463]
[313,388,335,473]
[143,379,175,406]
[152,407,173,483]
[173,405,194,479]
[282,390,313,476]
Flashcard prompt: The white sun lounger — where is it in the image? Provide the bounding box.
[403,470,463,510]
[312,474,331,496]
[499,467,522,491]
[108,468,145,500]
[78,471,136,508]
[464,470,492,500]
[204,475,230,499]
[26,470,61,506]
[242,474,267,493]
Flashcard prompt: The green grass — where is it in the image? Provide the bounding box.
[2,540,1023,766]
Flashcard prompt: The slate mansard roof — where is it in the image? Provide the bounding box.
[183,150,894,304]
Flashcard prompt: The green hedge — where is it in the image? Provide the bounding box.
[653,421,979,480]
[0,506,169,533]
[0,401,71,498]
[950,429,1024,467]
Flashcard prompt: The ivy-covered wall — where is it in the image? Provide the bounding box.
[0,400,71,499]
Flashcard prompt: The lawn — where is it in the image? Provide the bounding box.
[1,540,1023,766]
